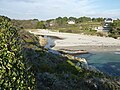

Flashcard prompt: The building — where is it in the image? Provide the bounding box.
[104,18,113,23]
[67,20,75,24]
[103,18,113,32]
[94,18,113,33]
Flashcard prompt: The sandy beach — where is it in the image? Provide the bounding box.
[29,29,120,51]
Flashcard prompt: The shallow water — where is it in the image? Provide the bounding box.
[44,36,56,49]
[76,52,120,76]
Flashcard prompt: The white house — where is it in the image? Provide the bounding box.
[104,18,113,23]
[103,18,113,32]
[67,20,75,24]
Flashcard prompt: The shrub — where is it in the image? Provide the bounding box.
[0,16,35,89]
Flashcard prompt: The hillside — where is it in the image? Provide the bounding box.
[20,29,120,90]
[0,16,120,90]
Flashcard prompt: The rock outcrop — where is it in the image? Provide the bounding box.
[39,36,48,47]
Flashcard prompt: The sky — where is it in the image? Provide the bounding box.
[0,0,120,20]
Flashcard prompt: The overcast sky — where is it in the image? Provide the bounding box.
[0,0,120,20]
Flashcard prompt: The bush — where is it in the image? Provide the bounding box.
[0,16,35,89]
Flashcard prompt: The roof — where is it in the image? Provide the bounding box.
[106,18,112,21]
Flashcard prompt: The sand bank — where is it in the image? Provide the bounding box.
[29,29,120,51]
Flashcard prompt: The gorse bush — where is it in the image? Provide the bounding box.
[0,16,35,89]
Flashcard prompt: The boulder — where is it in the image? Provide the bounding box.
[39,36,48,47]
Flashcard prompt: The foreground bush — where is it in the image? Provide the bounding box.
[0,16,35,89]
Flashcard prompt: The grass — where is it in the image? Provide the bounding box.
[23,21,103,36]
[49,22,102,35]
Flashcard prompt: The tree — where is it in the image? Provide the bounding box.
[92,17,104,22]
[68,17,76,21]
[109,20,120,38]
[77,16,91,23]
[62,17,68,24]
[36,21,46,29]
[63,17,68,21]
[55,17,63,26]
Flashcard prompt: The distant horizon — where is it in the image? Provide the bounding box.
[0,0,120,20]
[1,15,119,21]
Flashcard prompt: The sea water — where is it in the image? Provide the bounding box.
[44,36,56,48]
[76,52,120,76]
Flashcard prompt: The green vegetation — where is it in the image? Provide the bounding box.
[11,19,39,29]
[11,16,120,38]
[45,16,103,35]
[1,16,120,90]
[109,19,120,38]
[50,23,99,35]
[0,16,35,89]
[36,21,46,29]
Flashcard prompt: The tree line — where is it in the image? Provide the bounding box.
[11,16,120,38]
[11,16,105,29]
